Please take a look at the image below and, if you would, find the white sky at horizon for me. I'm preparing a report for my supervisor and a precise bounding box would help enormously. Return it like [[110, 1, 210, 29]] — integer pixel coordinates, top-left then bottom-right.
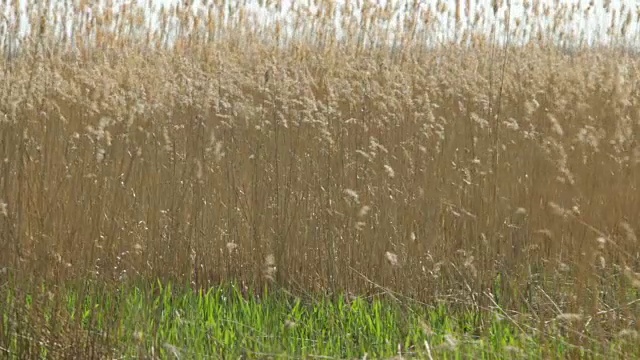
[[1, 0, 639, 48]]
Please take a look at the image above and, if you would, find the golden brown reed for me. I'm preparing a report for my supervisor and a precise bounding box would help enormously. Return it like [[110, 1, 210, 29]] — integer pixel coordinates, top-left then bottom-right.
[[0, 0, 639, 344]]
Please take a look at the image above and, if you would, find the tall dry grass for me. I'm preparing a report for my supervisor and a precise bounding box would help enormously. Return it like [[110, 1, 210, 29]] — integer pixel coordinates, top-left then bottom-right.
[[0, 0, 639, 346]]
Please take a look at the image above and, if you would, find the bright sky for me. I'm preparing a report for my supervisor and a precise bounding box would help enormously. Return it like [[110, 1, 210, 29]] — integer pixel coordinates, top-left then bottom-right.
[[2, 0, 639, 47]]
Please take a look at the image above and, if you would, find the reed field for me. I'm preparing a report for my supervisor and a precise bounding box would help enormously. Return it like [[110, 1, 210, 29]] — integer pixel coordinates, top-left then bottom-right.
[[0, 0, 639, 358]]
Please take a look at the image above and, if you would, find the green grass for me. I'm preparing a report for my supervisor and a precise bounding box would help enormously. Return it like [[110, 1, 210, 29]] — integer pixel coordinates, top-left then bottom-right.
[[3, 280, 635, 359]]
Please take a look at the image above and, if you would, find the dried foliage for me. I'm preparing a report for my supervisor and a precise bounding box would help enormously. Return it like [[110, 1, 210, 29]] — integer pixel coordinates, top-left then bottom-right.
[[0, 0, 639, 352]]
